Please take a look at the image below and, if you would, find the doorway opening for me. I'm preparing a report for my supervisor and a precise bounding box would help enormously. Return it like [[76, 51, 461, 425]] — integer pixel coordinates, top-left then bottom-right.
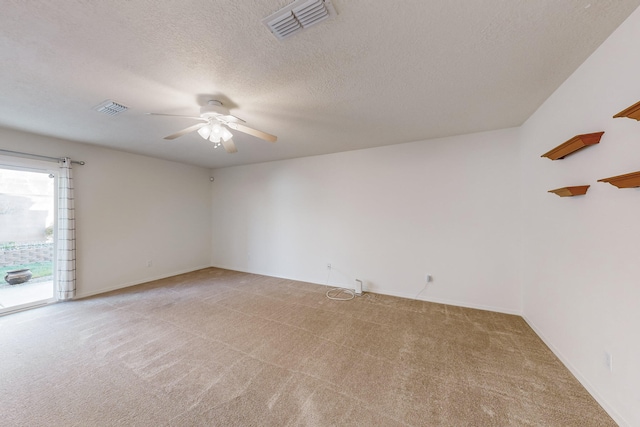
[[0, 167, 55, 313]]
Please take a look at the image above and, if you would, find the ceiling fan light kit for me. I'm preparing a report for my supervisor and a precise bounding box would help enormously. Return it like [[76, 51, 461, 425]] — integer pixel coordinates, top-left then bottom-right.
[[197, 124, 212, 140], [198, 122, 234, 148], [148, 100, 277, 154]]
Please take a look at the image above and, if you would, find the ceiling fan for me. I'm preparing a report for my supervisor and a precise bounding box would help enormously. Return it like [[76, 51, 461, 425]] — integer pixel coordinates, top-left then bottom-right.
[[147, 100, 277, 153]]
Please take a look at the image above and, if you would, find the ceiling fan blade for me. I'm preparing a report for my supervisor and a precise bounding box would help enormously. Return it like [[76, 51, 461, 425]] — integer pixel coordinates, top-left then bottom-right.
[[219, 114, 246, 123], [147, 113, 207, 121], [227, 122, 277, 142], [221, 138, 238, 153], [164, 122, 208, 140]]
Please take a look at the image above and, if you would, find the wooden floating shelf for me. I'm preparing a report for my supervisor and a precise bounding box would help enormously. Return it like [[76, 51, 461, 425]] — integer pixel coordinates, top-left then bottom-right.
[[613, 100, 640, 121], [597, 171, 640, 189], [548, 185, 590, 197], [541, 132, 604, 160]]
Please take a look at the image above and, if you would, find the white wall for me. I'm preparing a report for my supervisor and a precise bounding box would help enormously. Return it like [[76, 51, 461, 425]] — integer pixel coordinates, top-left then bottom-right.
[[520, 7, 640, 426], [212, 128, 522, 314], [0, 128, 213, 297]]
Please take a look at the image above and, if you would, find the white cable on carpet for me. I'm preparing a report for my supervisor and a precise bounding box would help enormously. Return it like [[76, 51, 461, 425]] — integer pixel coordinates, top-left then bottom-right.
[[324, 268, 358, 301], [326, 287, 356, 301]]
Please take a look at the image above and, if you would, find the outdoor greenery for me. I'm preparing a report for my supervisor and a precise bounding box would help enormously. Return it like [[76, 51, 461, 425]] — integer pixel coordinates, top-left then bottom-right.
[[0, 262, 53, 280], [1, 242, 17, 250]]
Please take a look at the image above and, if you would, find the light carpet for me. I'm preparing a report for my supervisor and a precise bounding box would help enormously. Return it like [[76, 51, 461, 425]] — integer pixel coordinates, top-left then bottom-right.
[[0, 268, 615, 426]]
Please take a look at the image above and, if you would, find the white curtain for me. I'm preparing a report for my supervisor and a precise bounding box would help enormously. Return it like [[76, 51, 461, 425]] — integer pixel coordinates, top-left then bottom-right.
[[56, 158, 76, 301]]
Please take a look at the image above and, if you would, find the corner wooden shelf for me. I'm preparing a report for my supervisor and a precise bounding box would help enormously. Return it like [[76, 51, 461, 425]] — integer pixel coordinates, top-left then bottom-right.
[[541, 132, 604, 160], [548, 185, 590, 197], [613, 100, 640, 121], [597, 171, 640, 188]]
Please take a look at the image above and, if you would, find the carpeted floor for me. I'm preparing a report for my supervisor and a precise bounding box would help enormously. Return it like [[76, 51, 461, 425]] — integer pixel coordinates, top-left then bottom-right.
[[0, 268, 615, 426]]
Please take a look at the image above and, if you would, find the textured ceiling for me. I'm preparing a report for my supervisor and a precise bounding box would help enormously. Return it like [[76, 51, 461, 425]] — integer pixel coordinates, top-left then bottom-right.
[[0, 0, 639, 169]]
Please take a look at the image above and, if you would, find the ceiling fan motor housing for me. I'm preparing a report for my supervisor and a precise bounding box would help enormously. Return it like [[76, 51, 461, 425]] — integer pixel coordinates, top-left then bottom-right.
[[200, 100, 229, 118]]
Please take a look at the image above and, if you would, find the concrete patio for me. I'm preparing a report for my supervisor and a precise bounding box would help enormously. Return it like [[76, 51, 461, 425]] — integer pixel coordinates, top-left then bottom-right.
[[0, 277, 54, 309]]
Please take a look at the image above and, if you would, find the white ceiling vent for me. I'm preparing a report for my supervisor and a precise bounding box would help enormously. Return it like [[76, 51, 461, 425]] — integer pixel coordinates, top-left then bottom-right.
[[262, 0, 337, 40], [93, 100, 129, 116]]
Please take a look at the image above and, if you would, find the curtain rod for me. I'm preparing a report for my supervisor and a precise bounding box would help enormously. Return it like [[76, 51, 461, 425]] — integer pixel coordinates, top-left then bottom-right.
[[0, 149, 85, 165]]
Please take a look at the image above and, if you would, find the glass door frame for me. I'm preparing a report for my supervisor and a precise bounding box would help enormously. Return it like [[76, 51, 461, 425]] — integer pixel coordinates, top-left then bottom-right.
[[0, 155, 58, 315]]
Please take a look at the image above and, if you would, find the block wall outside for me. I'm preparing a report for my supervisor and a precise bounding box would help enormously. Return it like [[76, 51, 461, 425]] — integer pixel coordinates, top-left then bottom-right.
[[0, 242, 53, 267]]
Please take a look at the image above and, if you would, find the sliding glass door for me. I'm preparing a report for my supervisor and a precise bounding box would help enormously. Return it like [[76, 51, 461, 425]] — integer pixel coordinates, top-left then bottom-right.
[[0, 166, 56, 313]]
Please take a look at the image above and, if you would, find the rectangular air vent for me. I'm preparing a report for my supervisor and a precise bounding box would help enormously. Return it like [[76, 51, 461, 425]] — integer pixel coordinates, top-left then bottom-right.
[[93, 100, 129, 116], [262, 0, 337, 40]]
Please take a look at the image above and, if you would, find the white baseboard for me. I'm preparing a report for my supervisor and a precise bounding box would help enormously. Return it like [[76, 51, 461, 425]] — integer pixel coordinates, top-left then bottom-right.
[[74, 264, 213, 300], [361, 284, 522, 315], [522, 315, 627, 427], [210, 264, 521, 315]]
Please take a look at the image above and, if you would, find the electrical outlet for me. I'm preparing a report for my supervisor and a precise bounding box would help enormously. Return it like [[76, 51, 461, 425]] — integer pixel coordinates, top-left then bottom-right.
[[147, 260, 153, 267], [425, 273, 432, 283], [326, 263, 332, 270], [604, 351, 613, 373]]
